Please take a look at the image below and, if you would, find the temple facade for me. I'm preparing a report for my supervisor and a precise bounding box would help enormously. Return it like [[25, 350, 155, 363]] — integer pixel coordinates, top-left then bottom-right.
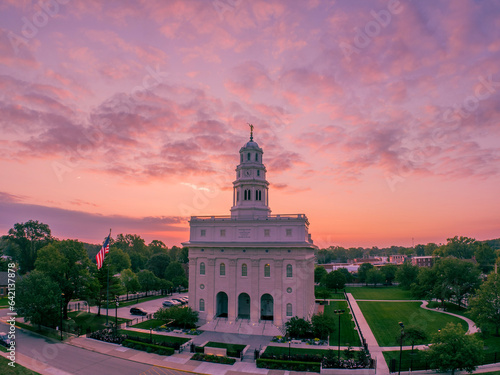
[[184, 127, 316, 331]]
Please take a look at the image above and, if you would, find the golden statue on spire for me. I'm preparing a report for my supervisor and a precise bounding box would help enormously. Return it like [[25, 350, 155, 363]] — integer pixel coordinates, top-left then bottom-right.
[[248, 123, 254, 141]]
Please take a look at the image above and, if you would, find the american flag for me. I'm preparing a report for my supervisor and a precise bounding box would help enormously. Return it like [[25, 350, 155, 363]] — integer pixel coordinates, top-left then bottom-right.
[[96, 231, 111, 270]]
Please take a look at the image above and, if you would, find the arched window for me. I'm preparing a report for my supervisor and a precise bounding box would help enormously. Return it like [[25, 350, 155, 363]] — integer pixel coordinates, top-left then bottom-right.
[[257, 170, 260, 176], [244, 189, 251, 200], [256, 190, 262, 201], [247, 153, 250, 160], [242, 263, 247, 277], [255, 153, 258, 161], [264, 263, 270, 277], [200, 262, 205, 275], [286, 303, 292, 316], [220, 263, 226, 276], [286, 264, 292, 277], [199, 299, 205, 311]]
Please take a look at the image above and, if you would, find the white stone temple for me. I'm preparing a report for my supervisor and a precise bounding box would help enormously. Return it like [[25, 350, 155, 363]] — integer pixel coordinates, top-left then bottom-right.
[[184, 126, 316, 335]]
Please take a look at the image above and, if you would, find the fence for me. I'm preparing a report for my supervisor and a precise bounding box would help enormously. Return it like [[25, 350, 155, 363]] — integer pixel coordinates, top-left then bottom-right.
[[125, 314, 154, 327], [344, 290, 368, 351]]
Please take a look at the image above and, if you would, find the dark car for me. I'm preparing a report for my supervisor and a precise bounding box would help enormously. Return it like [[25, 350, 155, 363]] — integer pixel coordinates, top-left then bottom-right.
[[172, 298, 186, 305], [0, 332, 11, 347], [130, 307, 147, 316]]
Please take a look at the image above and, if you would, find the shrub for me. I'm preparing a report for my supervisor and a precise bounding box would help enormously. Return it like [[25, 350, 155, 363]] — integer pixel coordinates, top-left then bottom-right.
[[191, 353, 236, 365], [122, 339, 174, 356], [256, 358, 321, 373]]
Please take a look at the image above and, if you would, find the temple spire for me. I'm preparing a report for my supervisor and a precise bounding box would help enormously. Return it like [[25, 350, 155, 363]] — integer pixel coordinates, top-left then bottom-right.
[[248, 123, 254, 141]]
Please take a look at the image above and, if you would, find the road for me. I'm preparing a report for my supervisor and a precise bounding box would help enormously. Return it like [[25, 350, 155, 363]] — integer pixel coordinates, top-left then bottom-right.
[[0, 320, 195, 375]]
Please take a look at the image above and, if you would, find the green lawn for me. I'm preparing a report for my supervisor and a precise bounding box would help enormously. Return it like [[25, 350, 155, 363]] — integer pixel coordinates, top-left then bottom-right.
[[205, 341, 246, 352], [383, 350, 429, 372], [324, 302, 361, 346], [131, 319, 165, 329], [314, 286, 345, 300], [16, 322, 62, 341], [358, 301, 468, 346], [425, 301, 469, 317], [118, 329, 189, 344], [67, 311, 130, 333], [0, 297, 10, 308], [345, 286, 414, 300], [118, 294, 166, 308], [0, 356, 41, 374]]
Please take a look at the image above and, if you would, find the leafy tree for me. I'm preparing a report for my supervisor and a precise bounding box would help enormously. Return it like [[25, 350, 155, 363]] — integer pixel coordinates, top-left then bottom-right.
[[154, 306, 198, 329], [424, 243, 438, 255], [120, 268, 140, 299], [5, 220, 53, 273], [434, 257, 481, 307], [165, 261, 188, 288], [106, 248, 131, 273], [322, 270, 346, 292], [426, 322, 484, 375], [337, 267, 353, 283], [314, 266, 328, 283], [411, 266, 437, 300], [403, 326, 427, 351], [366, 268, 385, 287], [16, 270, 61, 329], [442, 236, 477, 259], [93, 259, 124, 316], [469, 272, 500, 336], [114, 234, 150, 271], [285, 316, 312, 339], [158, 278, 174, 294], [138, 269, 159, 296], [311, 312, 335, 340], [147, 253, 171, 279], [357, 263, 374, 285], [395, 262, 419, 289], [148, 240, 167, 254], [177, 247, 189, 263], [414, 244, 425, 256], [381, 264, 397, 285], [35, 240, 93, 319], [475, 242, 496, 273]]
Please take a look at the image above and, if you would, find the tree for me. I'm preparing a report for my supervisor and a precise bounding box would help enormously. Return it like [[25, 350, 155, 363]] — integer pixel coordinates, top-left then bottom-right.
[[285, 316, 312, 339], [381, 264, 397, 285], [322, 270, 346, 292], [148, 240, 167, 254], [311, 312, 335, 340], [475, 242, 496, 273], [114, 234, 150, 271], [442, 236, 477, 259], [120, 268, 140, 299], [414, 244, 425, 256], [138, 269, 159, 296], [154, 306, 198, 329], [106, 248, 131, 273], [403, 326, 427, 351], [357, 263, 374, 285], [426, 322, 484, 375], [164, 261, 188, 289], [337, 267, 353, 283], [395, 262, 419, 289], [35, 240, 93, 319], [16, 270, 61, 329], [469, 272, 500, 336], [424, 243, 438, 255], [6, 220, 53, 273], [93, 260, 124, 316], [411, 266, 438, 300], [314, 266, 328, 283], [366, 268, 384, 287], [147, 253, 171, 279]]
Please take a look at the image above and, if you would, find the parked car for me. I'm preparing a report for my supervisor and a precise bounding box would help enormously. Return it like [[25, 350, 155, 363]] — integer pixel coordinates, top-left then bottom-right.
[[130, 307, 147, 316], [0, 332, 11, 347], [172, 298, 186, 305], [162, 300, 176, 307]]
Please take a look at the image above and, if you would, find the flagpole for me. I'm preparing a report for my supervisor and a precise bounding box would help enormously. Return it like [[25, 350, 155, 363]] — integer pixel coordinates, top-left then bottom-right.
[[106, 229, 111, 326]]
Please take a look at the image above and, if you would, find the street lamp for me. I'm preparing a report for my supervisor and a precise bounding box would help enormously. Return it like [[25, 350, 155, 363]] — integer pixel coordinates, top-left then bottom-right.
[[334, 309, 345, 362], [288, 340, 291, 360], [115, 297, 119, 336], [60, 293, 65, 341], [150, 327, 153, 343], [398, 322, 404, 375]]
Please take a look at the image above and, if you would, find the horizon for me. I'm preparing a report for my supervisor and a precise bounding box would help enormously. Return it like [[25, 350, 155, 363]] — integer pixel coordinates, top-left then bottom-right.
[[1, 1, 499, 249]]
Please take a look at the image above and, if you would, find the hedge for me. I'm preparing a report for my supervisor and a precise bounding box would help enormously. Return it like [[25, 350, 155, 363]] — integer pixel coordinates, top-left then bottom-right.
[[256, 358, 321, 372], [191, 353, 236, 365], [122, 339, 175, 356]]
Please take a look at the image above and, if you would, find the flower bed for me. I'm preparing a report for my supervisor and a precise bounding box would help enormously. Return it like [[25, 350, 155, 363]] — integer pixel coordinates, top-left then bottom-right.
[[271, 336, 327, 345], [122, 339, 174, 356], [256, 358, 321, 372], [191, 353, 236, 365]]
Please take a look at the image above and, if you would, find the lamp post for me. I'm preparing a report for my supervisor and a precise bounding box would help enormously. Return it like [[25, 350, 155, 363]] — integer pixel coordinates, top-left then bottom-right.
[[60, 292, 65, 341], [115, 297, 119, 336], [150, 327, 153, 343], [398, 322, 404, 375], [334, 309, 345, 362], [288, 340, 291, 360]]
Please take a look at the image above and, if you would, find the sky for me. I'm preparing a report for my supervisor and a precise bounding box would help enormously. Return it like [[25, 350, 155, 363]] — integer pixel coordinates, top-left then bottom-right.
[[1, 0, 500, 249]]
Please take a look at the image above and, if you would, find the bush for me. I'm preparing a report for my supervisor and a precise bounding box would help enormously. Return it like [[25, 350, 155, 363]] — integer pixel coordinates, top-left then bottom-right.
[[89, 329, 126, 344], [191, 353, 236, 365], [256, 358, 321, 373], [122, 339, 174, 356], [123, 333, 180, 350]]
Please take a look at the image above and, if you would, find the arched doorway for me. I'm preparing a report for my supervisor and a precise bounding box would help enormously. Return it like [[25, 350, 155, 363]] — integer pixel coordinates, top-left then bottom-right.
[[260, 293, 273, 321], [216, 291, 228, 317], [238, 293, 250, 319]]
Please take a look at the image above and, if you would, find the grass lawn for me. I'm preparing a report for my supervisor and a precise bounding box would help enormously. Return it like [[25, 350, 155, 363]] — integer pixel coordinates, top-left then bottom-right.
[[314, 286, 345, 300], [324, 301, 361, 346], [0, 356, 41, 374], [383, 350, 429, 372], [345, 286, 414, 300], [67, 311, 130, 333], [118, 329, 189, 344], [118, 294, 166, 308], [16, 322, 61, 341], [358, 301, 468, 346], [131, 319, 165, 329], [0, 297, 10, 308]]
